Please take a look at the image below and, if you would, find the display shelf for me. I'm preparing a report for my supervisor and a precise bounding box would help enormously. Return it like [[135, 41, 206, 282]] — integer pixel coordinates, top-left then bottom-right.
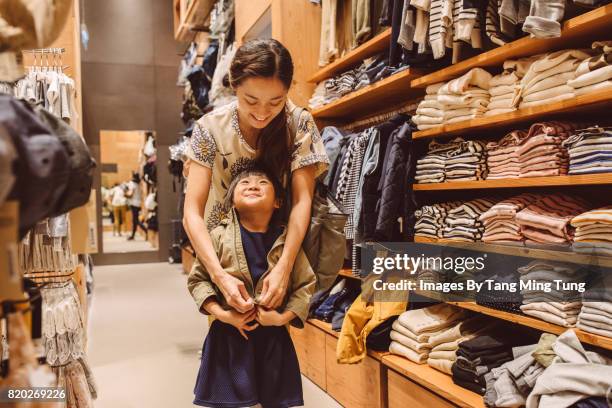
[[445, 302, 612, 350], [306, 319, 387, 361], [410, 4, 612, 88], [382, 355, 485, 408], [309, 29, 392, 83], [175, 0, 215, 41], [413, 89, 612, 139], [312, 68, 423, 120], [412, 238, 612, 268], [413, 174, 612, 191], [338, 268, 361, 280]]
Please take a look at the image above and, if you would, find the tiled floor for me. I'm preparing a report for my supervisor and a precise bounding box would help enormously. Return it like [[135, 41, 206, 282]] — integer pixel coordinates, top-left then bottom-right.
[[102, 231, 157, 253], [88, 262, 342, 407]]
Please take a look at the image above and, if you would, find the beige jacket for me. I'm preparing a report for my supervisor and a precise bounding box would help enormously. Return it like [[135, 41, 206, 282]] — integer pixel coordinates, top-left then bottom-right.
[[187, 209, 316, 328]]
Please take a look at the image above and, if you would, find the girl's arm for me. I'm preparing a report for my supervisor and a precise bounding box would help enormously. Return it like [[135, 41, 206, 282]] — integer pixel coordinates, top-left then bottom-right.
[[183, 161, 254, 313], [258, 165, 316, 309]]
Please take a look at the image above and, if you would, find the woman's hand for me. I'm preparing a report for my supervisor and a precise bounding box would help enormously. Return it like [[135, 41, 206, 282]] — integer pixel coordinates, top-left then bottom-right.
[[218, 307, 259, 340], [215, 272, 255, 313], [258, 260, 291, 309]]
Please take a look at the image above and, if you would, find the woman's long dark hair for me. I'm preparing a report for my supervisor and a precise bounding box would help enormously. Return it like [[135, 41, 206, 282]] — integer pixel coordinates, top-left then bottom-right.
[[228, 39, 294, 185]]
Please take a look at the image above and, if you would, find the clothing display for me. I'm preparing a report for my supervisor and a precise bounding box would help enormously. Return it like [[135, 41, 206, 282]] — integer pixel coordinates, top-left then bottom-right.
[[518, 260, 588, 326], [389, 304, 467, 364], [480, 193, 542, 243], [442, 198, 497, 241], [563, 127, 612, 176], [571, 206, 612, 256], [567, 41, 612, 96], [415, 200, 461, 239]]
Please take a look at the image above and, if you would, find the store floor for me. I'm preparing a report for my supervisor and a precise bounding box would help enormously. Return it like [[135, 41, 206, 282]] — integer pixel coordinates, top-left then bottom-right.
[[88, 262, 342, 408], [102, 231, 157, 253]]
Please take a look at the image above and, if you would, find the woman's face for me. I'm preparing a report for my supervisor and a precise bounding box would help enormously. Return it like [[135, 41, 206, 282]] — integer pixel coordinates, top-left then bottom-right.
[[235, 77, 288, 130]]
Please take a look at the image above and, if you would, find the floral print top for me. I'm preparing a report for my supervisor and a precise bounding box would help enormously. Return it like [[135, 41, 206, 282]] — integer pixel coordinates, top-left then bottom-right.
[[186, 100, 330, 231]]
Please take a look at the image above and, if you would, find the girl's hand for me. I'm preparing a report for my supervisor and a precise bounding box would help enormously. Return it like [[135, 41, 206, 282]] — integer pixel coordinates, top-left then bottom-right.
[[258, 261, 290, 309], [216, 272, 255, 313], [256, 307, 295, 327], [218, 308, 259, 339]]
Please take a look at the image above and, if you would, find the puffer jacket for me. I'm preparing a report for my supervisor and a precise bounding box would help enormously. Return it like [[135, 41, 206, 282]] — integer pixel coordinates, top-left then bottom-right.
[[187, 208, 317, 328], [375, 120, 424, 241]]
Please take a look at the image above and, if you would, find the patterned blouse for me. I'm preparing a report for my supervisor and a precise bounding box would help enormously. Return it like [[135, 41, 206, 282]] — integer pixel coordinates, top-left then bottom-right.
[[186, 100, 330, 231]]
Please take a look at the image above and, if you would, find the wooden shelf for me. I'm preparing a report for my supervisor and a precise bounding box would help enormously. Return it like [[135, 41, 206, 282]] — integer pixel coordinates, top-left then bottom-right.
[[410, 4, 612, 88], [312, 68, 423, 120], [446, 302, 612, 350], [382, 355, 485, 408], [338, 268, 361, 280], [413, 238, 612, 268], [307, 319, 387, 361], [413, 89, 612, 139], [309, 29, 392, 83], [413, 174, 612, 191], [175, 0, 215, 41]]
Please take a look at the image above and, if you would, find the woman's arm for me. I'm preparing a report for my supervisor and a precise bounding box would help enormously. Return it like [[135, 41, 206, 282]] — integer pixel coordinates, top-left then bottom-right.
[[183, 161, 254, 313], [258, 165, 316, 309]]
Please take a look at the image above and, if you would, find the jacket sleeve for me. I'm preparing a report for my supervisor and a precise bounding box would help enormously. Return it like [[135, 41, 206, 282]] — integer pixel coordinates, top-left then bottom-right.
[[187, 229, 221, 314], [284, 248, 317, 328]]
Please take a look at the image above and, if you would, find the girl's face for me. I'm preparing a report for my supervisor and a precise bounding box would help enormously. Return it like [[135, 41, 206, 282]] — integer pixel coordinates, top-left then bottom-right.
[[235, 77, 288, 130], [232, 174, 279, 213]]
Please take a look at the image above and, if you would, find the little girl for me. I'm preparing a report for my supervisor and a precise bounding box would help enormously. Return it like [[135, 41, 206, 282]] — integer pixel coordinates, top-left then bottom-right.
[[188, 169, 316, 408]]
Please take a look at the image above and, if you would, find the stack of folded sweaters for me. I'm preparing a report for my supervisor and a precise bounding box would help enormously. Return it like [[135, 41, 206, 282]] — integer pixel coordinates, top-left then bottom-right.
[[445, 140, 488, 181], [485, 130, 529, 179], [452, 332, 520, 395], [308, 82, 327, 110], [578, 282, 612, 338], [389, 304, 467, 364], [427, 316, 489, 374], [567, 41, 612, 96], [437, 68, 492, 123], [415, 201, 461, 240], [479, 193, 541, 243], [570, 206, 612, 256], [514, 194, 591, 245], [515, 121, 579, 178], [485, 58, 536, 116], [412, 83, 445, 130], [518, 260, 587, 327], [442, 198, 497, 242], [516, 49, 592, 109], [484, 333, 555, 408], [563, 126, 612, 176], [415, 138, 464, 183], [475, 272, 524, 314]]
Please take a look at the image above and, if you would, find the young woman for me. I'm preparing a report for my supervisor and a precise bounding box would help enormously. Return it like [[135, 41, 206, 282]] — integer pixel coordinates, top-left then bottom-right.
[[183, 39, 329, 313]]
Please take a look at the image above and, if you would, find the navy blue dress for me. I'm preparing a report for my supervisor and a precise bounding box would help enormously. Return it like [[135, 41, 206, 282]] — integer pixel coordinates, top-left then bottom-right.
[[193, 224, 304, 408]]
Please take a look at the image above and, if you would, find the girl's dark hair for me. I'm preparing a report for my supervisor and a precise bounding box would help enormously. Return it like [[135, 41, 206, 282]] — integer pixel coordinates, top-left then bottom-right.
[[223, 169, 284, 210], [228, 39, 294, 183]]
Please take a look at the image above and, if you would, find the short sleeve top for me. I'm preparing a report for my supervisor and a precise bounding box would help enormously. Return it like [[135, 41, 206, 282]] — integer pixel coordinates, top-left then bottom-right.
[[186, 100, 330, 231]]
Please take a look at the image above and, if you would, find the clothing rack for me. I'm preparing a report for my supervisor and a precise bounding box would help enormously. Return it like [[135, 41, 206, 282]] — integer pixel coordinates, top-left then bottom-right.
[[342, 101, 418, 132]]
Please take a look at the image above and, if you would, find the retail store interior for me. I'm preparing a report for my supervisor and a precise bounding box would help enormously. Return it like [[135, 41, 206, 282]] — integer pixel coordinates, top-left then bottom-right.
[[1, 0, 612, 407]]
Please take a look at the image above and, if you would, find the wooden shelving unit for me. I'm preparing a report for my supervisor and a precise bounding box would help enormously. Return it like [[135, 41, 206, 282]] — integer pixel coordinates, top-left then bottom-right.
[[338, 268, 360, 279], [312, 68, 423, 120], [174, 0, 215, 41], [413, 238, 612, 268], [445, 302, 612, 350], [413, 173, 612, 191], [413, 89, 612, 139], [309, 29, 392, 83], [307, 319, 387, 361], [383, 355, 485, 408], [410, 4, 612, 88]]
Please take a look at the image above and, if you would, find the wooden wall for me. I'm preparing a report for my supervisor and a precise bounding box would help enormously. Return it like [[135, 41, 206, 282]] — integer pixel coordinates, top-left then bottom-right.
[[100, 130, 146, 188], [270, 0, 322, 107]]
